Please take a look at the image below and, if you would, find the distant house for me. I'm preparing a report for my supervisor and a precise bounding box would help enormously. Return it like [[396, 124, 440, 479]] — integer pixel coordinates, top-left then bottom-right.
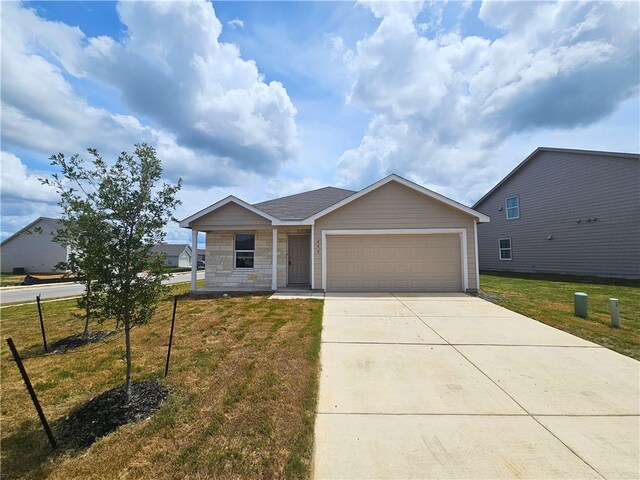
[[150, 244, 192, 268], [0, 217, 68, 273], [473, 147, 640, 279], [197, 249, 205, 262]]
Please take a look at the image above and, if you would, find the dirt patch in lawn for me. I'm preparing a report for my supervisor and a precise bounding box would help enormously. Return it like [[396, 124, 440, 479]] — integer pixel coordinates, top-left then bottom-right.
[[49, 331, 115, 353]]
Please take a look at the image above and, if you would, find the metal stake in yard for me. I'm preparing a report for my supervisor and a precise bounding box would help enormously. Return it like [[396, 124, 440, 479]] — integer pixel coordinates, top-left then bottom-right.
[[610, 298, 620, 328], [36, 295, 48, 353], [164, 296, 178, 377], [6, 338, 57, 449]]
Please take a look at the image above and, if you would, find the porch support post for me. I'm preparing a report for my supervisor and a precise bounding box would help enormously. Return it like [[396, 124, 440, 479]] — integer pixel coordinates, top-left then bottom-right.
[[272, 228, 278, 290], [310, 224, 315, 289], [190, 230, 198, 292]]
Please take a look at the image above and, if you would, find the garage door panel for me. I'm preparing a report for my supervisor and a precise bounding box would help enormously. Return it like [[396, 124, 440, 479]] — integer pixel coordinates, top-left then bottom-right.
[[326, 234, 462, 292]]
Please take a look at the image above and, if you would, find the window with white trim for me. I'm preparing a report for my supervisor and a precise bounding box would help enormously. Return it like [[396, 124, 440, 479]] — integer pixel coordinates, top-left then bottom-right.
[[499, 238, 512, 260], [505, 196, 519, 219], [235, 234, 255, 269]]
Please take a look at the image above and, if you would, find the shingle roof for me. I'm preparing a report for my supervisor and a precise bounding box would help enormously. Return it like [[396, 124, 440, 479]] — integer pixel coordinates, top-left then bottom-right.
[[150, 244, 190, 257], [253, 186, 356, 220]]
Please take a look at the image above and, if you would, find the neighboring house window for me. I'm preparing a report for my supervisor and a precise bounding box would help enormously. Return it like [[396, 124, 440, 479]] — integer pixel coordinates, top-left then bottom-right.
[[505, 196, 520, 219], [235, 234, 255, 268], [499, 238, 512, 261]]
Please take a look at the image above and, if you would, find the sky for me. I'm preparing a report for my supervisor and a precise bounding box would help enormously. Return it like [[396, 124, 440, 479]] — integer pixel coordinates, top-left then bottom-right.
[[1, 0, 639, 246]]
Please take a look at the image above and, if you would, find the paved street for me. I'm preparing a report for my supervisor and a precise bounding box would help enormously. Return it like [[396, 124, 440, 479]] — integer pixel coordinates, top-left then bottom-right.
[[313, 292, 640, 480], [0, 272, 205, 305]]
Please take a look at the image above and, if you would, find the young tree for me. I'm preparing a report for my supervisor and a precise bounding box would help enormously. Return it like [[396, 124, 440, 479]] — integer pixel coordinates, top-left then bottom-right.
[[50, 185, 111, 334], [43, 144, 181, 402]]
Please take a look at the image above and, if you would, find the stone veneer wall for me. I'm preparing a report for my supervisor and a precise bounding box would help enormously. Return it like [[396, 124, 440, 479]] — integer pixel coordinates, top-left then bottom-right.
[[205, 230, 273, 289], [204, 227, 312, 290]]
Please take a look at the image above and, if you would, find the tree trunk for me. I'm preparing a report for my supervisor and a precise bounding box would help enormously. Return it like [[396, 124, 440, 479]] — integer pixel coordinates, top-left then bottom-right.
[[124, 320, 132, 403], [83, 280, 90, 335]]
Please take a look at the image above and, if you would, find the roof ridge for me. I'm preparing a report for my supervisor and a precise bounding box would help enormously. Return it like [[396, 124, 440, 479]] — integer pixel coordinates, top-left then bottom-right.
[[537, 146, 640, 158], [253, 185, 355, 206]]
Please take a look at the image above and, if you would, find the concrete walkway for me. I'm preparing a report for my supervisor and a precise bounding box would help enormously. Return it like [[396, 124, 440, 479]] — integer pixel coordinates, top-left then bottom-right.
[[313, 293, 639, 480]]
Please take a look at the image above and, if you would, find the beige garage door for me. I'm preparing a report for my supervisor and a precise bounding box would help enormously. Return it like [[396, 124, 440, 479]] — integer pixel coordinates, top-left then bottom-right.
[[326, 234, 462, 292]]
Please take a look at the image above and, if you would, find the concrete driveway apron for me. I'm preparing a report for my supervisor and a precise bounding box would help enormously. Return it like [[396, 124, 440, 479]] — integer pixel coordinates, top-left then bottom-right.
[[313, 293, 639, 480]]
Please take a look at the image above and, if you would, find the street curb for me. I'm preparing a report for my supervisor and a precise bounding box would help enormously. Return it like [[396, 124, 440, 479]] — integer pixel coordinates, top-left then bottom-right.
[[0, 282, 82, 292], [0, 272, 194, 292]]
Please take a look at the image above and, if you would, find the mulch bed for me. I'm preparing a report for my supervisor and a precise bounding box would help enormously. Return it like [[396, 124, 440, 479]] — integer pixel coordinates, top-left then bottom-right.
[[22, 275, 80, 285], [58, 380, 169, 449], [49, 331, 115, 353]]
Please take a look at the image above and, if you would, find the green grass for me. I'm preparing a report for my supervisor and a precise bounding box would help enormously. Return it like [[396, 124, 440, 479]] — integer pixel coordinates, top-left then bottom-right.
[[480, 271, 640, 360], [162, 266, 192, 273], [1, 284, 323, 479]]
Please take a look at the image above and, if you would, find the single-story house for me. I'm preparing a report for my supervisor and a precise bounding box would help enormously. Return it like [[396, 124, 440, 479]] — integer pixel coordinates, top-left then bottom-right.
[[150, 244, 192, 268], [0, 217, 68, 273], [473, 147, 640, 279], [180, 174, 489, 293]]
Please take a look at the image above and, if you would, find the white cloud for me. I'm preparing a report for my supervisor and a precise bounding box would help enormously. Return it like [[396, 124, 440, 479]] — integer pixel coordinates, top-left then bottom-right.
[[0, 152, 58, 204], [0, 151, 62, 239], [228, 17, 244, 29], [82, 1, 298, 177], [0, 1, 298, 187], [328, 34, 345, 55], [338, 1, 640, 202]]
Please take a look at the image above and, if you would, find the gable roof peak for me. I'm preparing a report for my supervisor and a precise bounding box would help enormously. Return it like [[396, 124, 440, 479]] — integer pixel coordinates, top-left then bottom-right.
[[473, 147, 640, 208], [0, 216, 63, 247], [307, 172, 490, 223]]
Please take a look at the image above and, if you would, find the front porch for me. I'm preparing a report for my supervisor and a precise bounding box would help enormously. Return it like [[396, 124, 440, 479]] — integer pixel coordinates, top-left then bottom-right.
[[188, 227, 314, 293]]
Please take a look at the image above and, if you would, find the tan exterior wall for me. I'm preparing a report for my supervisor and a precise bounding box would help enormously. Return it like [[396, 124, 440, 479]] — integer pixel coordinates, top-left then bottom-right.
[[191, 203, 271, 231], [313, 181, 478, 290]]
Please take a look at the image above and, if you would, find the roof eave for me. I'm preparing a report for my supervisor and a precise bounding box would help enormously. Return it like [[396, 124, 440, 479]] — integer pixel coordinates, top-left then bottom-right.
[[179, 196, 279, 228]]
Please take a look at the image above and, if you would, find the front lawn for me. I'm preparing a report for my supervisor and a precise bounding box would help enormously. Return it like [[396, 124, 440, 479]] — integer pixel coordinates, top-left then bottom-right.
[[1, 284, 323, 479], [480, 272, 640, 360]]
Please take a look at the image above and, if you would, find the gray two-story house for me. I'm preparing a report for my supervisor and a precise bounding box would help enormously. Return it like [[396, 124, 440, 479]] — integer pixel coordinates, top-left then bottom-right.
[[473, 147, 640, 279]]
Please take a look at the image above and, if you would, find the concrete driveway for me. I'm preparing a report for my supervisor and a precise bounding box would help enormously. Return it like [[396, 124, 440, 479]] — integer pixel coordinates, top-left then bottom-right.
[[313, 293, 639, 480]]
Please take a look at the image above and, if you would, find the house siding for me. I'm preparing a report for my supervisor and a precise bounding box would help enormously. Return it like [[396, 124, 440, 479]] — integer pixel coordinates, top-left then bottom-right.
[[0, 219, 67, 273], [191, 203, 271, 231], [313, 181, 478, 290], [475, 151, 640, 279]]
